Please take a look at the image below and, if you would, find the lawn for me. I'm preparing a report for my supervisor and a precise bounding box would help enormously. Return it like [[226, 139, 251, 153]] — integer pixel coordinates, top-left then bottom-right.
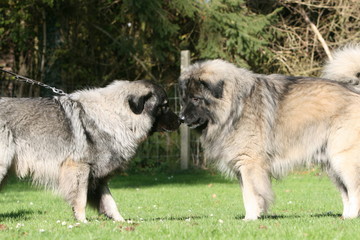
[[0, 169, 359, 240]]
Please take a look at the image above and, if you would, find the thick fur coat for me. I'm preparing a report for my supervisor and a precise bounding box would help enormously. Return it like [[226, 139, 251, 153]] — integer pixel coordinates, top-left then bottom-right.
[[0, 80, 179, 222], [179, 59, 360, 220]]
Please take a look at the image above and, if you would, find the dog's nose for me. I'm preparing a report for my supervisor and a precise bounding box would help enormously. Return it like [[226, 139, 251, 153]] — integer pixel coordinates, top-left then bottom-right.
[[179, 114, 185, 123]]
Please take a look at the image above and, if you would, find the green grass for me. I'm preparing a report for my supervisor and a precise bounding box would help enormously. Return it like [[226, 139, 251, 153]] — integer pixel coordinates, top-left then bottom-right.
[[0, 169, 359, 239]]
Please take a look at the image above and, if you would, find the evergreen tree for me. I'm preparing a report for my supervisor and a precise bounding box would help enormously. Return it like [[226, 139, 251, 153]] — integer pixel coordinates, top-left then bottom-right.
[[195, 0, 280, 71], [0, 0, 280, 95]]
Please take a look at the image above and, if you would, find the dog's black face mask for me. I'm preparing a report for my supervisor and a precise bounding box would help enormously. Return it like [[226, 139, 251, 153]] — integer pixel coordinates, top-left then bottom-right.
[[179, 96, 210, 130], [128, 80, 180, 133], [151, 101, 180, 132], [179, 78, 223, 132]]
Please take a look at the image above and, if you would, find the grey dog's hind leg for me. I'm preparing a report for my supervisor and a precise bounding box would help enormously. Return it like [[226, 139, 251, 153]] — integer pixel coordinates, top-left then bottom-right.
[[59, 160, 90, 222], [0, 124, 15, 187], [88, 182, 124, 221]]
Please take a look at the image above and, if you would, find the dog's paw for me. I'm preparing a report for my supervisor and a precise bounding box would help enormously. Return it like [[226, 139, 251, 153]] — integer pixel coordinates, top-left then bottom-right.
[[342, 213, 358, 220], [243, 215, 259, 221], [112, 215, 125, 222]]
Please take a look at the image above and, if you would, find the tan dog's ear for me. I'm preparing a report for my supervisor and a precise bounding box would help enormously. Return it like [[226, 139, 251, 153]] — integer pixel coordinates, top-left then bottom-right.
[[200, 80, 224, 99]]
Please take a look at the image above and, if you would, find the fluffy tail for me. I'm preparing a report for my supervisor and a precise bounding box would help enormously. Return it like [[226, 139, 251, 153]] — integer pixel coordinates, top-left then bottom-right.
[[321, 44, 360, 83]]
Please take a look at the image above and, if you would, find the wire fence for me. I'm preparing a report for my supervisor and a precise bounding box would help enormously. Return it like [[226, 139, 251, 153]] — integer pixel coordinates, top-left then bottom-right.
[[0, 73, 205, 171]]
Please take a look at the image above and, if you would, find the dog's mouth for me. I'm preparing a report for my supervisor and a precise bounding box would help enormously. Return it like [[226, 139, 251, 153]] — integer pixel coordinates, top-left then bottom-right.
[[187, 119, 208, 131], [151, 111, 181, 134], [157, 126, 178, 132]]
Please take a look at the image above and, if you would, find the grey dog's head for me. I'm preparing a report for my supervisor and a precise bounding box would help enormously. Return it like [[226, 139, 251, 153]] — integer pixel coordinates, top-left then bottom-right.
[[128, 80, 180, 133]]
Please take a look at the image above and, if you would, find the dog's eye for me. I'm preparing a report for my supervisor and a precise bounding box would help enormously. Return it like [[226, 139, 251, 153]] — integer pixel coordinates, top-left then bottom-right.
[[192, 97, 201, 102], [157, 105, 168, 114]]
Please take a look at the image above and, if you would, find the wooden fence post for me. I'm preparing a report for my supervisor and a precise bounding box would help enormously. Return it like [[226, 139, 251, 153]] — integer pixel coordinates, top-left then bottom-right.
[[180, 50, 190, 170]]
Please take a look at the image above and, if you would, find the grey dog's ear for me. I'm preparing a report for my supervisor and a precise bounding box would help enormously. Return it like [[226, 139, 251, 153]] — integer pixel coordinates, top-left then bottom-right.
[[200, 80, 224, 99], [128, 92, 153, 114]]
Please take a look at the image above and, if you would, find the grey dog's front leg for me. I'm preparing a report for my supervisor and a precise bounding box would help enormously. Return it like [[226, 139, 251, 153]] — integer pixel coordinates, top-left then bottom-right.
[[99, 184, 124, 221], [96, 183, 124, 222]]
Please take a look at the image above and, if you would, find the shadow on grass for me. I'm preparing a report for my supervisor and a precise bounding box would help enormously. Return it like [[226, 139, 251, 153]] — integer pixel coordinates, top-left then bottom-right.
[[2, 170, 235, 191], [140, 215, 208, 222], [235, 212, 342, 221], [0, 209, 40, 221], [109, 170, 236, 189], [311, 212, 342, 218], [235, 214, 301, 220]]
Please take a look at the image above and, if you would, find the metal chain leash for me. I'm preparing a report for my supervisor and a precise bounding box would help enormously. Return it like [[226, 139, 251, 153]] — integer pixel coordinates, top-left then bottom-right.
[[0, 67, 68, 96]]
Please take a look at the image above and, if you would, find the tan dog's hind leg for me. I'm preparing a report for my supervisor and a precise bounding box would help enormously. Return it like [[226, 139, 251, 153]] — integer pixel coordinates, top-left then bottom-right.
[[330, 151, 360, 219], [328, 168, 351, 218]]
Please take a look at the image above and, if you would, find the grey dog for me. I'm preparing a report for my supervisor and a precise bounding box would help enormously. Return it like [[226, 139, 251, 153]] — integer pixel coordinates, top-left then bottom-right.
[[0, 79, 180, 222]]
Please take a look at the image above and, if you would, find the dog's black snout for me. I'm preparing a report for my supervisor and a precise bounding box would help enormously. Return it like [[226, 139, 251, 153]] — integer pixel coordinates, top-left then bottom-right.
[[179, 114, 185, 123]]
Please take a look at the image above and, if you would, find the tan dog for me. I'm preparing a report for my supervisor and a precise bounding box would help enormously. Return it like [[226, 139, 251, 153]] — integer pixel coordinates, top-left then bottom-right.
[[179, 59, 360, 220]]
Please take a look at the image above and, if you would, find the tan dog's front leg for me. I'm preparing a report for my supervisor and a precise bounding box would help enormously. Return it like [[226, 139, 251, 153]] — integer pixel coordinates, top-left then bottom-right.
[[238, 163, 273, 221]]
